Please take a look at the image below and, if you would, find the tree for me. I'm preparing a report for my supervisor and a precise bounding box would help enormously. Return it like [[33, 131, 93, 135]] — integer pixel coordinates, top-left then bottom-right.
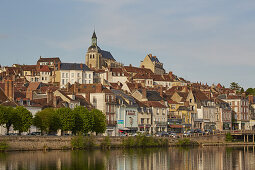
[[0, 106, 15, 135], [33, 108, 57, 134], [246, 88, 255, 96], [91, 109, 106, 135], [13, 106, 33, 134], [230, 82, 241, 91], [72, 106, 86, 135], [56, 107, 75, 135], [80, 107, 94, 134]]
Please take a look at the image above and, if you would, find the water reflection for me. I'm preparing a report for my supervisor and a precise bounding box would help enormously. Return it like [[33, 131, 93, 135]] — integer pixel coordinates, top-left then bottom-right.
[[0, 146, 255, 170]]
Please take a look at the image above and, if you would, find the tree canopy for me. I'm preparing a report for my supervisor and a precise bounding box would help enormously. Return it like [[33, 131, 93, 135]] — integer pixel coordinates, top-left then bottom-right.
[[13, 106, 33, 134]]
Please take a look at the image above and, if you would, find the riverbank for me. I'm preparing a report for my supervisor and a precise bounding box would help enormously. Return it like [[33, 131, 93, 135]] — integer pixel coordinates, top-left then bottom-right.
[[1, 135, 255, 151]]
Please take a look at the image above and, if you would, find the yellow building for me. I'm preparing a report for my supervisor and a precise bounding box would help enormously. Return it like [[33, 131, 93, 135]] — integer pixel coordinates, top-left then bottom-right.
[[140, 54, 165, 75]]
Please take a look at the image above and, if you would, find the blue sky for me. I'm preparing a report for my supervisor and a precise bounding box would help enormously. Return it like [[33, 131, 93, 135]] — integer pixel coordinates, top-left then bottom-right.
[[1, 0, 255, 89]]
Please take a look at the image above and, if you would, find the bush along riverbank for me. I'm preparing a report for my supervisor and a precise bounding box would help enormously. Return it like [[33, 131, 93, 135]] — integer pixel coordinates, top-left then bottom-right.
[[176, 138, 199, 147], [70, 134, 169, 150]]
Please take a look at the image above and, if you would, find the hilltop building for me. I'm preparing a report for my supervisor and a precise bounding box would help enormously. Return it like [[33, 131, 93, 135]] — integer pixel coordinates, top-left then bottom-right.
[[85, 31, 122, 70], [140, 54, 165, 75]]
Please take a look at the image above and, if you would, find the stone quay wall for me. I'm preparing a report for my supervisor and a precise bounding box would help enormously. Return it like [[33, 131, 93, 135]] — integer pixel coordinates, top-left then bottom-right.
[[0, 134, 229, 151]]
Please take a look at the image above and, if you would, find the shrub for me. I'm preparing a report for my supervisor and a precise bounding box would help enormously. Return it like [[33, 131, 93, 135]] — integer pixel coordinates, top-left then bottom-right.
[[0, 142, 8, 151], [83, 136, 95, 148], [71, 135, 84, 149], [122, 134, 169, 148], [225, 132, 233, 142], [100, 136, 111, 149], [71, 135, 95, 149]]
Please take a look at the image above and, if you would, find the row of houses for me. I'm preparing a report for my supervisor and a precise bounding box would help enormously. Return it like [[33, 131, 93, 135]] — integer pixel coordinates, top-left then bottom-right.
[[0, 31, 254, 136]]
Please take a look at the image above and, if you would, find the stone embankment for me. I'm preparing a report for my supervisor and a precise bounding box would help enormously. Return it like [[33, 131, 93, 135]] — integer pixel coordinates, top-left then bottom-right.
[[0, 134, 254, 151]]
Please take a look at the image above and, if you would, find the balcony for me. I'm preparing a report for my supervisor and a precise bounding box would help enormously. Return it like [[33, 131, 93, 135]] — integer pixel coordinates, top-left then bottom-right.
[[107, 120, 117, 127]]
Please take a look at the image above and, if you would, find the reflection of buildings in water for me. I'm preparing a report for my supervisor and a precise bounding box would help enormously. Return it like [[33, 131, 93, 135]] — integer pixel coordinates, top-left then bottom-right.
[[1, 146, 255, 169]]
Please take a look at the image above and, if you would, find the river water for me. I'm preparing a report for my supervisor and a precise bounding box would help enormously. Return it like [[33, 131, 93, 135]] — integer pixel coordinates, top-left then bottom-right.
[[0, 146, 255, 170]]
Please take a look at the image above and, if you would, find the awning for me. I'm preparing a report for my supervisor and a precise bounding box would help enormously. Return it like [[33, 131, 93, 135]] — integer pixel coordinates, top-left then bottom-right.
[[169, 124, 183, 128]]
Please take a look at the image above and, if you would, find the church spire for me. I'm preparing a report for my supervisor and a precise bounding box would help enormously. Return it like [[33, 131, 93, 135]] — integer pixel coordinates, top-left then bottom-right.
[[91, 30, 97, 46]]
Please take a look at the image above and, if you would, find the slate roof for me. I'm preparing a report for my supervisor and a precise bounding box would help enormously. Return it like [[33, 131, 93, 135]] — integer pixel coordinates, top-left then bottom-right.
[[138, 90, 163, 101], [60, 63, 90, 71], [147, 54, 160, 63], [100, 49, 115, 61], [112, 89, 138, 107]]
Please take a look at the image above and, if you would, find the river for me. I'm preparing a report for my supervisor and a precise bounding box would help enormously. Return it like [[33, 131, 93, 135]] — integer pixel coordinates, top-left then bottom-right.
[[0, 146, 255, 170]]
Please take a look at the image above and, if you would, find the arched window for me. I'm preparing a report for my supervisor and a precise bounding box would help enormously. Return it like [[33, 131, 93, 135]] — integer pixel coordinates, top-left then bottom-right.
[[93, 54, 95, 58]]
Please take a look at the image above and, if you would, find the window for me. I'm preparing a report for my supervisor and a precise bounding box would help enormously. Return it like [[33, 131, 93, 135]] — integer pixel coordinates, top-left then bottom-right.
[[71, 73, 74, 78], [85, 73, 87, 78], [62, 79, 65, 85], [77, 73, 80, 77], [62, 73, 65, 78], [141, 118, 144, 124], [66, 73, 68, 77], [31, 78, 33, 81], [45, 77, 47, 81], [42, 77, 44, 80], [89, 74, 91, 78]]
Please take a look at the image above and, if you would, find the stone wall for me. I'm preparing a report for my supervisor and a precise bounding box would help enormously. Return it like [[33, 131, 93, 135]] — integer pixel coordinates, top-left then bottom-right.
[[0, 135, 227, 151]]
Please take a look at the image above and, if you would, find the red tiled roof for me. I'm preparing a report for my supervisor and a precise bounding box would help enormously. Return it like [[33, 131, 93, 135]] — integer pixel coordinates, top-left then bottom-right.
[[37, 65, 51, 72], [124, 66, 153, 74], [143, 101, 167, 108]]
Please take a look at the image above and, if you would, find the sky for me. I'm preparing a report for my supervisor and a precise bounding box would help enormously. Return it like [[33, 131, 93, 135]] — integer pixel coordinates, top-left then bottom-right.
[[0, 0, 255, 89]]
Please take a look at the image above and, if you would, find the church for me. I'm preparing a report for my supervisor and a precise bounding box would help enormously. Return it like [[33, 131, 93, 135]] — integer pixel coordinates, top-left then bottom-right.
[[85, 31, 122, 70]]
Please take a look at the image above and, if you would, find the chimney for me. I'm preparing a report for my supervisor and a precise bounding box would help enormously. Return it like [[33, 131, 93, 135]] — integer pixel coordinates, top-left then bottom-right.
[[159, 86, 163, 98], [58, 62, 60, 70], [96, 84, 102, 93], [129, 64, 132, 67], [8, 80, 14, 101], [142, 88, 146, 99], [141, 65, 145, 68], [47, 90, 53, 104], [53, 96, 57, 107], [74, 83, 78, 94], [4, 80, 9, 98], [248, 95, 254, 104], [169, 71, 173, 77], [135, 83, 138, 89], [241, 93, 246, 99], [86, 92, 90, 103]]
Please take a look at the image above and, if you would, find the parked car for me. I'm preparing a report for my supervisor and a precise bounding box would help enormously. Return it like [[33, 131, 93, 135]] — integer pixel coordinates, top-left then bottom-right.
[[156, 131, 169, 137], [194, 129, 205, 135], [183, 132, 191, 137], [205, 129, 212, 134], [169, 133, 179, 138]]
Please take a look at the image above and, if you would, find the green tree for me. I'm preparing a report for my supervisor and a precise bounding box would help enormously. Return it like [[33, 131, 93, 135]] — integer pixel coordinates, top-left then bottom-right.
[[56, 107, 75, 135], [0, 106, 15, 135], [13, 106, 33, 134], [230, 82, 241, 91], [246, 88, 255, 96], [80, 107, 94, 134], [72, 106, 86, 135], [91, 109, 106, 135], [33, 108, 57, 134]]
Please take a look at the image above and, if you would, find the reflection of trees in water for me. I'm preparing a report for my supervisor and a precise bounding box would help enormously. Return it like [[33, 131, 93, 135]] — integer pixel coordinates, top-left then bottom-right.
[[0, 146, 255, 170]]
